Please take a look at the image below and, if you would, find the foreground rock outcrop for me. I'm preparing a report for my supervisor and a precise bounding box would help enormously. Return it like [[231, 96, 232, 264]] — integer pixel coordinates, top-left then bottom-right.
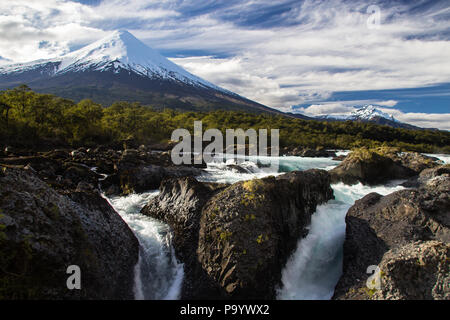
[[142, 169, 334, 299], [0, 167, 139, 299], [334, 172, 450, 300], [372, 241, 449, 300]]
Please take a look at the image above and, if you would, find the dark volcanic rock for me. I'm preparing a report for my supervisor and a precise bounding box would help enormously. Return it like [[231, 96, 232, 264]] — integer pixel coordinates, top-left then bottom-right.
[[117, 164, 166, 194], [62, 163, 102, 187], [0, 167, 139, 299], [330, 150, 415, 185], [372, 241, 449, 300], [394, 152, 441, 174], [0, 147, 206, 196], [198, 169, 334, 299], [332, 155, 347, 161], [112, 148, 205, 195], [141, 170, 333, 300], [300, 148, 336, 158], [100, 174, 121, 196], [402, 164, 450, 188], [283, 147, 337, 158], [333, 176, 450, 300], [116, 164, 204, 195], [0, 155, 63, 177]]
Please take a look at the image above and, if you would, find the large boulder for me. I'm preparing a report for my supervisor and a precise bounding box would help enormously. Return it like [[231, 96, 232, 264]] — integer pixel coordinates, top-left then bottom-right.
[[62, 163, 102, 188], [116, 164, 166, 195], [106, 148, 205, 195], [372, 241, 449, 300], [110, 164, 204, 195], [394, 152, 441, 174], [402, 164, 450, 188], [198, 169, 334, 299], [333, 176, 450, 300], [330, 149, 415, 185], [0, 167, 139, 299], [142, 170, 333, 299]]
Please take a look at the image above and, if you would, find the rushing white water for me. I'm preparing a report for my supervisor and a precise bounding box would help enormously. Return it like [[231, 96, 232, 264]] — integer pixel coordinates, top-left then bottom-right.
[[198, 154, 340, 184], [424, 153, 450, 164], [103, 151, 445, 300], [196, 153, 406, 300], [106, 191, 184, 300], [276, 181, 405, 300]]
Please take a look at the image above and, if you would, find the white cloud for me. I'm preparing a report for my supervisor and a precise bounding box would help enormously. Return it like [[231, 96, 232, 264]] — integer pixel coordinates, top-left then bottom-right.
[[296, 103, 355, 117], [0, 0, 177, 63], [93, 0, 180, 21], [377, 100, 398, 107], [0, 0, 449, 124], [378, 107, 450, 130], [165, 1, 450, 109]]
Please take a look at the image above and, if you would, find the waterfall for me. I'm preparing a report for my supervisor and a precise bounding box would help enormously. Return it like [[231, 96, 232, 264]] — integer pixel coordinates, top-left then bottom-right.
[[277, 181, 405, 300], [106, 192, 184, 300], [100, 151, 442, 300]]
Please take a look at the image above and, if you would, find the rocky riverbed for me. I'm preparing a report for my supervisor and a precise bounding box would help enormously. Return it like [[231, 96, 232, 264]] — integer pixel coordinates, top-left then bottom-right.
[[0, 146, 448, 300]]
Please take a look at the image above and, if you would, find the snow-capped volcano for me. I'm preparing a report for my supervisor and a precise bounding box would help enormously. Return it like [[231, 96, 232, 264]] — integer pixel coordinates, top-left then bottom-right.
[[0, 30, 274, 113], [315, 105, 420, 129], [350, 105, 397, 122], [317, 105, 397, 122], [1, 30, 226, 93]]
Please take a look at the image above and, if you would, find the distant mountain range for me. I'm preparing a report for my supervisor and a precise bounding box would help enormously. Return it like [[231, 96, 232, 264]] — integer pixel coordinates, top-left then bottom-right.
[[314, 105, 422, 130], [0, 30, 278, 114]]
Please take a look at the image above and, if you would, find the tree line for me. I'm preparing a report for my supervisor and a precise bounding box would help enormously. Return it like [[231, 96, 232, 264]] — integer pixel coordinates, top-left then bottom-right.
[[1, 85, 449, 153]]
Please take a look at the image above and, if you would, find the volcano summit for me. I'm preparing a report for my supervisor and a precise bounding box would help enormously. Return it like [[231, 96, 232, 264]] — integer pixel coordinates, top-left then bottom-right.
[[0, 30, 275, 113]]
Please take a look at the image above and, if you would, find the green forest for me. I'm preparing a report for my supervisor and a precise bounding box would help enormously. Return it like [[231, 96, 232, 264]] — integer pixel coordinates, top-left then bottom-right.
[[1, 85, 449, 153]]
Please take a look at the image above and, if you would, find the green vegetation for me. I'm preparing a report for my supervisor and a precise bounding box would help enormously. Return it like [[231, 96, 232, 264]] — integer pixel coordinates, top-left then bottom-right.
[[256, 234, 269, 244], [1, 85, 449, 153], [218, 230, 233, 242], [347, 146, 398, 162], [242, 179, 267, 193], [244, 214, 256, 222]]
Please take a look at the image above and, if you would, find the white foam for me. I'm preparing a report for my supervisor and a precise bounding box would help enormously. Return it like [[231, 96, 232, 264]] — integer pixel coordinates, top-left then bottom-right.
[[197, 154, 339, 184], [106, 191, 184, 300], [424, 153, 450, 164], [103, 154, 415, 300], [277, 181, 405, 300]]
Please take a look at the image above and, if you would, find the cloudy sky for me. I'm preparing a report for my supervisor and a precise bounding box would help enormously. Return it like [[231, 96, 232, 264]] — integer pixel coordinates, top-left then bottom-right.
[[1, 0, 449, 129]]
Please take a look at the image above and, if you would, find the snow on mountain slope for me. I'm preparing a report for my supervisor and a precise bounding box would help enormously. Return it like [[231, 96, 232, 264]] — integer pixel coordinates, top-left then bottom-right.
[[0, 30, 230, 94], [318, 105, 397, 122], [351, 105, 397, 122], [313, 105, 422, 129]]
